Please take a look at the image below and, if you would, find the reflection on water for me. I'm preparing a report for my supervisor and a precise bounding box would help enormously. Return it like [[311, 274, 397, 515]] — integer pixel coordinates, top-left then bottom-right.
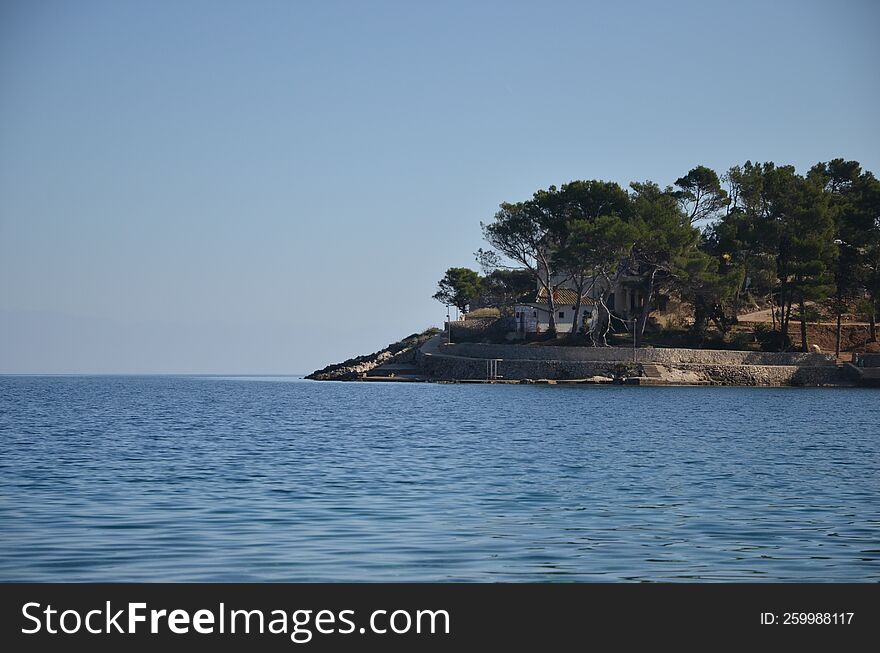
[[1, 376, 878, 581]]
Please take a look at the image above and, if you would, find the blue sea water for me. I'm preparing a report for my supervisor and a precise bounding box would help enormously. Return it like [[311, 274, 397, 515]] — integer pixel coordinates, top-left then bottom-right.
[[0, 375, 878, 582]]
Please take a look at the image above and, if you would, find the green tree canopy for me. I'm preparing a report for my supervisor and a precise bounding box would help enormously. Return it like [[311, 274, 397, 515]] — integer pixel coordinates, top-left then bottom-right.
[[628, 181, 700, 344], [673, 165, 728, 224], [432, 267, 482, 314], [463, 158, 878, 350], [478, 269, 534, 309], [480, 193, 568, 333]]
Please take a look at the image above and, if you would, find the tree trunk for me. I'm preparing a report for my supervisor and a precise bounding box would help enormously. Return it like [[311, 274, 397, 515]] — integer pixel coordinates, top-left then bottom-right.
[[591, 295, 611, 347], [783, 296, 794, 349], [799, 296, 808, 353], [733, 287, 741, 323], [710, 303, 730, 335], [635, 269, 657, 347], [781, 289, 788, 337], [781, 296, 792, 351], [835, 308, 842, 358], [569, 296, 582, 340], [770, 292, 777, 332], [691, 296, 708, 344], [870, 305, 877, 342], [546, 287, 557, 336]]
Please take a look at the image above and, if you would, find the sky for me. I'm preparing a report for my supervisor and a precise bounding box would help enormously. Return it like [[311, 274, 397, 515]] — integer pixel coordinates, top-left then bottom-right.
[[1, 0, 878, 374]]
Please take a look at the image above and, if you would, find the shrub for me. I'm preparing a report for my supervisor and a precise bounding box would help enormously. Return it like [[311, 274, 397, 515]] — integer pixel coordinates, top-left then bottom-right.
[[754, 324, 791, 351], [466, 307, 501, 319], [726, 330, 754, 350]]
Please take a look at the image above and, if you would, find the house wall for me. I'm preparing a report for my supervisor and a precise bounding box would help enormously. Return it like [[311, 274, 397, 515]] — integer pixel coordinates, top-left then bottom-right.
[[515, 304, 596, 334], [530, 276, 644, 320]]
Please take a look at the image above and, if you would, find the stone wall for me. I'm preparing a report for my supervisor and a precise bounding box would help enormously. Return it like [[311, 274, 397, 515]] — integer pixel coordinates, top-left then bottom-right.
[[672, 363, 846, 386], [437, 342, 836, 366], [420, 353, 848, 386], [420, 355, 637, 381]]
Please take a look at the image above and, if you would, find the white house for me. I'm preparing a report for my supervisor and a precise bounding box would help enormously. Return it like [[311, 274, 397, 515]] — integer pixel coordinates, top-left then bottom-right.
[[534, 247, 648, 321], [514, 288, 596, 335]]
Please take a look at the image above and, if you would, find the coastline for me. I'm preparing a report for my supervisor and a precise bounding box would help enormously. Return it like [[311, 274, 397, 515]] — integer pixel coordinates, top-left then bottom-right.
[[308, 332, 880, 388]]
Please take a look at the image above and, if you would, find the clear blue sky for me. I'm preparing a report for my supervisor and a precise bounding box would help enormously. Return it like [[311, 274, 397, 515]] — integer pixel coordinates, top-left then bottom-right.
[[1, 0, 878, 373]]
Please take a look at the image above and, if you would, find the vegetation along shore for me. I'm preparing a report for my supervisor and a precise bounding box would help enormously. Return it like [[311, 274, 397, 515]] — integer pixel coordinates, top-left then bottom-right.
[[310, 159, 880, 387]]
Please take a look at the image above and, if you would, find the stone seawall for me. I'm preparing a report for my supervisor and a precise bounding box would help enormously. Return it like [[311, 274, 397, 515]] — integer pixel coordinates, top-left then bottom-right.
[[416, 340, 850, 386], [420, 355, 638, 381], [420, 354, 846, 386], [437, 343, 836, 367], [672, 363, 846, 386]]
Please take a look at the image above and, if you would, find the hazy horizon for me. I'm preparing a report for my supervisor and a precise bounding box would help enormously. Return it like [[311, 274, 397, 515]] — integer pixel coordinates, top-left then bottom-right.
[[2, 0, 879, 374]]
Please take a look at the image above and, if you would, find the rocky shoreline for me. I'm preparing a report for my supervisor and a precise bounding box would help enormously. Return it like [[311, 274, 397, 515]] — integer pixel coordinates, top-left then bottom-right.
[[305, 329, 440, 381], [307, 330, 880, 387]]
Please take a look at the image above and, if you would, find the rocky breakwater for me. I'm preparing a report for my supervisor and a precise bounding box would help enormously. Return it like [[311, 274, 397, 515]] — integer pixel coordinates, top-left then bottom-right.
[[306, 329, 440, 381]]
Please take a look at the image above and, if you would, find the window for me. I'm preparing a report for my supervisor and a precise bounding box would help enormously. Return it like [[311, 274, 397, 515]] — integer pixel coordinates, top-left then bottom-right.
[[533, 311, 537, 317], [607, 293, 615, 310], [559, 311, 565, 319]]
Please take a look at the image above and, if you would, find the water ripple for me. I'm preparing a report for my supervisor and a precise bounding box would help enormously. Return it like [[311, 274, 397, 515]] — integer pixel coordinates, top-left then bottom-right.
[[0, 376, 878, 581]]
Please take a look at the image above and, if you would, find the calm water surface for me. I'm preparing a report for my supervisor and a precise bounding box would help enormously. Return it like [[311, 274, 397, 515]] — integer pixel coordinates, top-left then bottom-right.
[[1, 376, 878, 581]]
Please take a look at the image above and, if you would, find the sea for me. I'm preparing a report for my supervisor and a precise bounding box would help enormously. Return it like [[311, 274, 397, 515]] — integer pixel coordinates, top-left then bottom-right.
[[1, 375, 878, 582]]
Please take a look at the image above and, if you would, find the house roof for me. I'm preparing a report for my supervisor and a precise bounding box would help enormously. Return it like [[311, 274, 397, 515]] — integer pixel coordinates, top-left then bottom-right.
[[535, 288, 595, 306]]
